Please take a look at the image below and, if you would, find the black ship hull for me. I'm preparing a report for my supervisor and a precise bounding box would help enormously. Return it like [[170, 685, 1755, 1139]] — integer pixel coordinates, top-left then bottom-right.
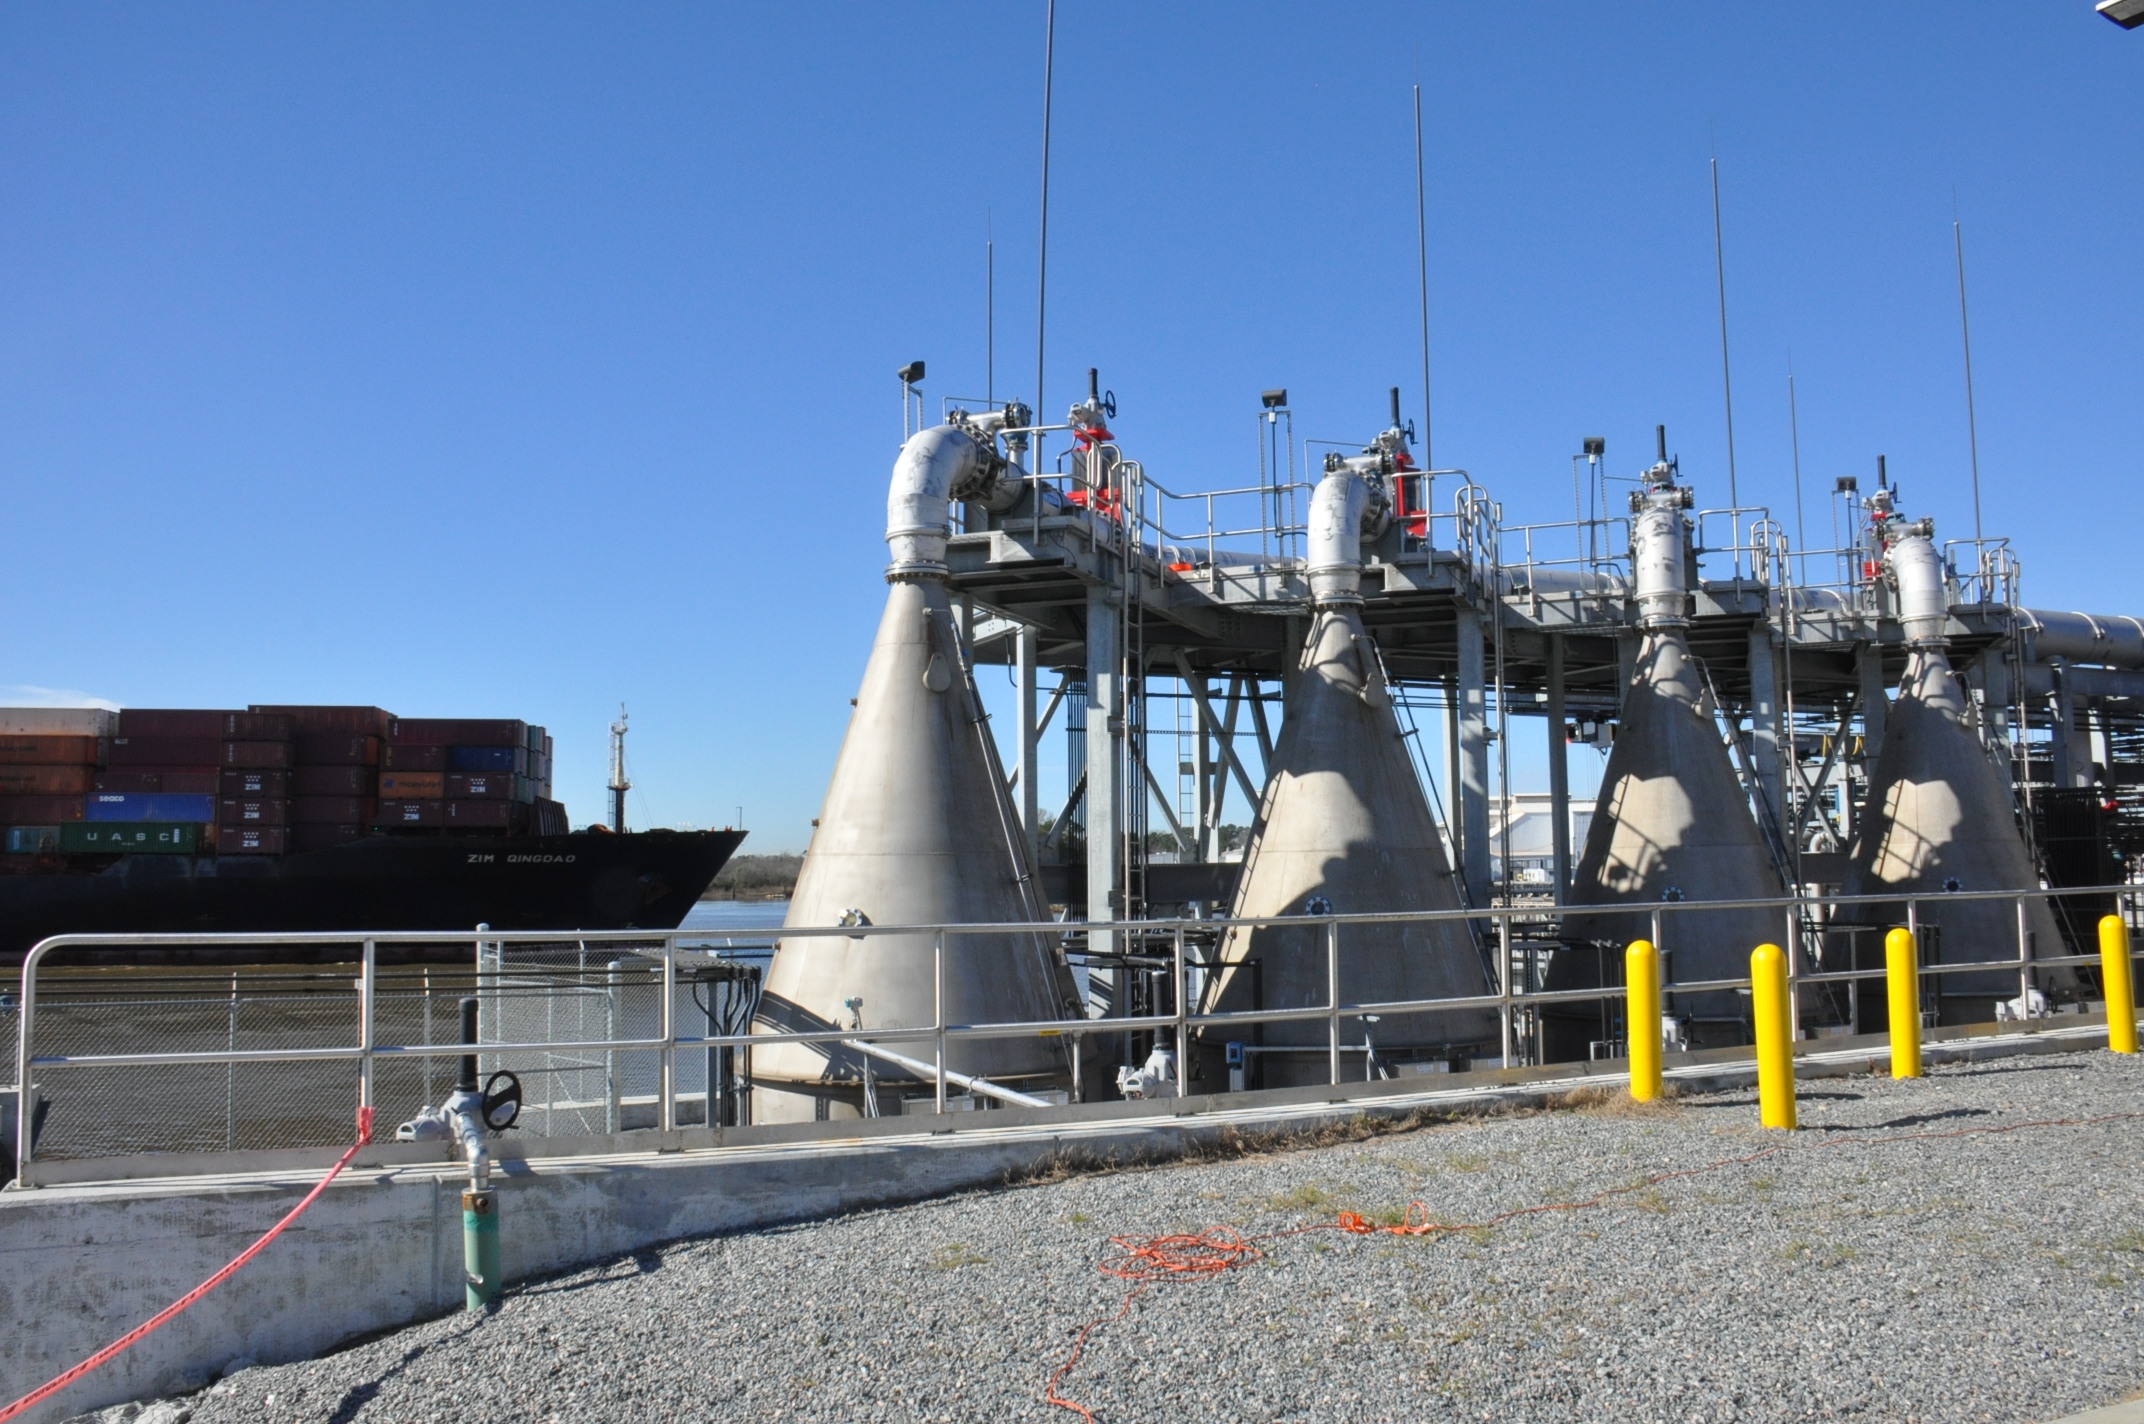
[[0, 829, 744, 964]]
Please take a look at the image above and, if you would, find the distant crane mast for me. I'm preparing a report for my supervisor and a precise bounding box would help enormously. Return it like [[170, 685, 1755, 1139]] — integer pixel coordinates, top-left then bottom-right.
[[608, 706, 630, 833]]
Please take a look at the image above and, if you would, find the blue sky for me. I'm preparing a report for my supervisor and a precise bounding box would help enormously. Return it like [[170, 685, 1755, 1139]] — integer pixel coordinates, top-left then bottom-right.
[[2, 5, 2137, 851]]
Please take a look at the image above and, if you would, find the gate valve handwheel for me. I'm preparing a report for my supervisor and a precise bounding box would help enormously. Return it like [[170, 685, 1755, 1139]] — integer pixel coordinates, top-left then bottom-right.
[[480, 1071, 522, 1132]]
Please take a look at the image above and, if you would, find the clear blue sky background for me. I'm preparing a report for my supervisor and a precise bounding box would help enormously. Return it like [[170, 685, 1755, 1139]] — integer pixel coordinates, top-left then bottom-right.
[[3, 5, 2136, 852]]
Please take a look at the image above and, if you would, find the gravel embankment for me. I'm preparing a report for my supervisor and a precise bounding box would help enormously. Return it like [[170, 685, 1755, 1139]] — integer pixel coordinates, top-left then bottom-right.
[[92, 1050, 2144, 1424]]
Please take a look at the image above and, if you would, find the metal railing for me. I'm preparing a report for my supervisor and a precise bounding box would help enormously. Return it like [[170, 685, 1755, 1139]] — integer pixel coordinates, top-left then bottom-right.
[[10, 883, 2137, 1187]]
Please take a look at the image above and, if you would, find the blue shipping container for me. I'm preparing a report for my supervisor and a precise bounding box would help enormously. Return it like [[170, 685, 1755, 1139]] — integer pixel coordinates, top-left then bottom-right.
[[85, 792, 218, 823], [447, 745, 527, 774]]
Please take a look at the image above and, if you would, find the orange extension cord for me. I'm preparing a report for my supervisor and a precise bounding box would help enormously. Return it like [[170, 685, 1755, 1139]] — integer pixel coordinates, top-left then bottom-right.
[[1044, 1109, 2144, 1422], [0, 1106, 375, 1424]]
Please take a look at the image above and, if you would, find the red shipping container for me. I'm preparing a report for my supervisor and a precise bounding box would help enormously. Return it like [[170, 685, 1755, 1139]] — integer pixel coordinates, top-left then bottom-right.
[[445, 798, 529, 830], [291, 765, 370, 795], [294, 733, 381, 766], [220, 769, 291, 797], [446, 772, 527, 801], [380, 744, 447, 772], [291, 822, 367, 852], [220, 826, 289, 855], [293, 796, 374, 824], [0, 765, 93, 795], [0, 735, 100, 766], [157, 770, 222, 794], [378, 770, 445, 797], [389, 718, 526, 748], [221, 712, 293, 739], [109, 737, 222, 767], [251, 705, 393, 738], [0, 794, 87, 823], [218, 798, 289, 826], [221, 740, 294, 769], [94, 771, 163, 793], [375, 799, 444, 827]]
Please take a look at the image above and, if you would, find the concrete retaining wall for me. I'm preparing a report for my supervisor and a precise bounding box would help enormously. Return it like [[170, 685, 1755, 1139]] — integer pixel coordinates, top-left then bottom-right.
[[0, 1018, 2110, 1423]]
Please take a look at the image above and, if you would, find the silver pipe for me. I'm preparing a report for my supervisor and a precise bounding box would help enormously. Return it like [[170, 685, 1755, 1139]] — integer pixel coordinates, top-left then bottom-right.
[[837, 1036, 1052, 1109]]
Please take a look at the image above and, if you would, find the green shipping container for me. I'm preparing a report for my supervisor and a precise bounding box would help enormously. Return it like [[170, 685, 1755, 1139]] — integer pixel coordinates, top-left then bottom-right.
[[59, 821, 201, 854]]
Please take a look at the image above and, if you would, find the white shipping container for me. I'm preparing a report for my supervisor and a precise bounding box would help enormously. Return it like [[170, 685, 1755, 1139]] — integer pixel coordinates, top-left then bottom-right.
[[0, 707, 118, 737]]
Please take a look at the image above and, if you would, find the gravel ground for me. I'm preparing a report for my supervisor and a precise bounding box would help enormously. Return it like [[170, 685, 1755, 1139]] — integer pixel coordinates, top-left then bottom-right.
[[86, 1049, 2144, 1424]]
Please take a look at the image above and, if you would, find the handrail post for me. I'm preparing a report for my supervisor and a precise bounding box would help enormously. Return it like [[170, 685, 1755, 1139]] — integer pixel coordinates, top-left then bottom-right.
[[14, 944, 40, 1185], [1783, 903, 1802, 1043], [1498, 909, 1515, 1068], [2016, 897, 2033, 1022], [1171, 922, 1188, 1095], [1326, 918, 1342, 1086], [933, 931, 948, 1115], [659, 935, 677, 1133], [359, 939, 377, 1126]]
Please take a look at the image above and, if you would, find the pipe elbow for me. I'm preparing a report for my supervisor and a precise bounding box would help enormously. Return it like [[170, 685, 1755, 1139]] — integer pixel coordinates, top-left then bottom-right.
[[1306, 469, 1369, 605], [885, 425, 984, 579], [1886, 533, 1948, 647]]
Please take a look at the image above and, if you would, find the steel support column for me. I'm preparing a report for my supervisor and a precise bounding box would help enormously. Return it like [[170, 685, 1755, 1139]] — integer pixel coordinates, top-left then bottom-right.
[[1456, 607, 1492, 906], [1086, 586, 1122, 961], [1748, 622, 1784, 831], [1858, 642, 1888, 764], [1016, 625, 1040, 866], [1546, 634, 1572, 906]]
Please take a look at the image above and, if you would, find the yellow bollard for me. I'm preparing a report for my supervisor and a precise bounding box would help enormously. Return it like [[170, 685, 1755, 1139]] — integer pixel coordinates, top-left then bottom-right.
[[2100, 915, 2138, 1055], [1884, 927, 1923, 1079], [1751, 942, 1796, 1129], [1626, 939, 1663, 1103]]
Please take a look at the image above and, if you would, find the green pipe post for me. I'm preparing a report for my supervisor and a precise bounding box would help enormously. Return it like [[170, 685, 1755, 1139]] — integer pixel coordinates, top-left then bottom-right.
[[464, 1189, 500, 1311]]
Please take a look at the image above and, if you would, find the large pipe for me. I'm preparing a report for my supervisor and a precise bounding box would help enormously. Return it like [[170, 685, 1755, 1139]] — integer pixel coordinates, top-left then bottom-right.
[[753, 423, 1084, 1123], [838, 1038, 1054, 1109], [2017, 609, 2144, 669], [1204, 446, 1495, 1088]]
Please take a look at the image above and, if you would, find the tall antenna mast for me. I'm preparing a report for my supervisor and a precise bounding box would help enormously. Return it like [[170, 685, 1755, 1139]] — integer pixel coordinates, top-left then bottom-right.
[[1787, 366, 1807, 557], [986, 217, 995, 405], [607, 705, 630, 834], [1034, 0, 1057, 469], [1710, 156, 1741, 524], [1413, 84, 1434, 475], [1954, 217, 1985, 545]]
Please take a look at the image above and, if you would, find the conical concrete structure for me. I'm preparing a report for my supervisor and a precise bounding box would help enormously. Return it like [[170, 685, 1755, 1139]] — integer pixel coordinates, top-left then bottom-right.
[[752, 426, 1082, 1123], [1549, 455, 1785, 1056], [1841, 525, 2072, 1024], [1204, 448, 1496, 1089]]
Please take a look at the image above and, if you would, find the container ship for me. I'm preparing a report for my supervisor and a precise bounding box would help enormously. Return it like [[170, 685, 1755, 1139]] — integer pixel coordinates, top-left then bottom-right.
[[0, 704, 742, 963]]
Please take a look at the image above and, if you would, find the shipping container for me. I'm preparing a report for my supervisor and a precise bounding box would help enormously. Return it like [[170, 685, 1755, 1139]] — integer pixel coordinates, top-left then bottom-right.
[[109, 736, 222, 767], [446, 772, 530, 802], [293, 733, 380, 766], [251, 705, 393, 737], [6, 825, 59, 854], [220, 826, 289, 855], [221, 768, 291, 797], [526, 724, 546, 753], [117, 710, 241, 738], [156, 770, 221, 794], [218, 798, 289, 826], [221, 740, 295, 769], [375, 799, 444, 827], [0, 735, 101, 766], [0, 765, 94, 795], [292, 795, 374, 824], [380, 743, 447, 772], [94, 771, 162, 793], [220, 712, 293, 739], [87, 792, 217, 823], [290, 822, 366, 852], [448, 745, 527, 774], [378, 770, 445, 798], [0, 708, 116, 737], [60, 822, 200, 854], [534, 799, 569, 836], [389, 718, 525, 748], [0, 794, 87, 824], [445, 798, 529, 830], [291, 765, 369, 795]]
